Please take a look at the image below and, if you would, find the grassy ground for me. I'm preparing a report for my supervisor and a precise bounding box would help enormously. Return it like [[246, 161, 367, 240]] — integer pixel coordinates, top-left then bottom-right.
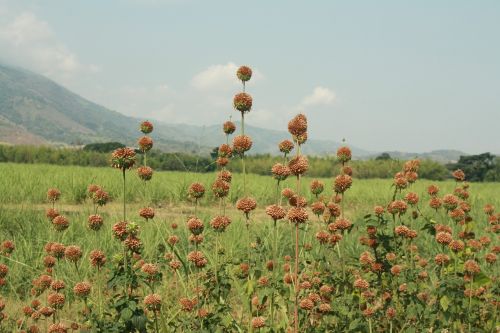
[[0, 162, 499, 326]]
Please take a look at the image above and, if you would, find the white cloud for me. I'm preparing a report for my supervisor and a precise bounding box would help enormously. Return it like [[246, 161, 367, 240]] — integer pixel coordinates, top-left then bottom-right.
[[0, 12, 97, 80], [191, 62, 263, 91], [300, 86, 336, 107]]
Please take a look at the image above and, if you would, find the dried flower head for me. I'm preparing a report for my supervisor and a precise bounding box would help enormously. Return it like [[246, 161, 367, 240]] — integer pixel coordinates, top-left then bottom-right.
[[137, 166, 153, 181], [210, 215, 231, 232], [47, 188, 61, 202], [236, 197, 257, 214], [288, 155, 309, 176], [288, 207, 309, 224], [64, 245, 82, 262], [218, 144, 232, 158], [93, 189, 109, 206], [188, 182, 205, 199], [111, 147, 136, 170], [337, 146, 352, 163], [237, 65, 252, 82], [212, 179, 230, 198], [144, 293, 162, 311], [279, 139, 294, 154], [334, 174, 352, 194], [139, 207, 155, 220], [452, 169, 466, 181], [52, 215, 69, 232], [89, 250, 106, 268], [233, 92, 253, 112], [187, 251, 207, 268], [223, 121, 236, 135], [288, 114, 308, 137], [232, 135, 253, 154], [73, 282, 91, 298], [310, 179, 324, 195], [251, 316, 265, 329], [271, 163, 291, 181], [265, 204, 286, 221], [187, 217, 204, 235], [140, 120, 154, 134], [88, 214, 104, 231], [138, 136, 153, 152]]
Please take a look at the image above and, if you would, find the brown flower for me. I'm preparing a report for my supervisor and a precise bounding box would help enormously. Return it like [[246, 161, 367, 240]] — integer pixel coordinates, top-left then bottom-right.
[[334, 174, 352, 193], [218, 144, 232, 158], [137, 166, 153, 181], [279, 139, 294, 154], [46, 208, 60, 221], [139, 207, 155, 220], [266, 204, 286, 221], [251, 316, 265, 329], [288, 155, 309, 176], [88, 214, 104, 231], [233, 92, 253, 112], [52, 215, 69, 232], [73, 282, 91, 298], [232, 135, 253, 154], [336, 146, 352, 163], [138, 136, 153, 152], [236, 197, 257, 214], [47, 188, 61, 202], [140, 120, 154, 134], [271, 163, 291, 181], [64, 245, 82, 263], [288, 114, 308, 137], [187, 217, 204, 235], [187, 251, 207, 268], [89, 250, 106, 268], [288, 207, 308, 224], [237, 65, 252, 82], [47, 293, 65, 309], [310, 179, 324, 195], [111, 147, 136, 170], [144, 293, 162, 311], [188, 182, 205, 199], [223, 121, 236, 135], [210, 215, 231, 232], [212, 179, 230, 198], [452, 169, 465, 181]]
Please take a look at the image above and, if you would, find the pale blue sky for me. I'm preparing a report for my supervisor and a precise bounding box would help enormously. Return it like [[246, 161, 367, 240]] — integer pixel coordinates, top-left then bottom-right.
[[0, 0, 499, 153]]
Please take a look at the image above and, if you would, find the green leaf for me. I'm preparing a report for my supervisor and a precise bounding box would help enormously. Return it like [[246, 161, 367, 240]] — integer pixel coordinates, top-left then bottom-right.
[[120, 308, 133, 320], [440, 295, 450, 311], [473, 272, 491, 287]]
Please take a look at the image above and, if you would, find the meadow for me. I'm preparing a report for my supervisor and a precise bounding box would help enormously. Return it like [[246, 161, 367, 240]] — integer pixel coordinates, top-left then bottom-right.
[[0, 65, 499, 333]]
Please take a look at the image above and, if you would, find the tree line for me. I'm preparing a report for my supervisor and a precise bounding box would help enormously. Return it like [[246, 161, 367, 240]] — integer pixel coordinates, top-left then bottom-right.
[[0, 144, 498, 181]]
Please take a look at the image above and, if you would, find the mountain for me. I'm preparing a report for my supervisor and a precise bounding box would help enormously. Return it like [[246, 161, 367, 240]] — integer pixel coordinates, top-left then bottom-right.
[[0, 62, 371, 156]]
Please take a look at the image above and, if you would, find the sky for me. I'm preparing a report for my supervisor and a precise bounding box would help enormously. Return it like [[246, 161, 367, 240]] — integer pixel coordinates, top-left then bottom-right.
[[0, 0, 499, 154]]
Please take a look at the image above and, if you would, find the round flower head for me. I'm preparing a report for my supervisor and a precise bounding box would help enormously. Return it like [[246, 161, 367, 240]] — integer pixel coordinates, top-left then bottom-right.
[[140, 120, 154, 134], [310, 202, 326, 218], [216, 157, 229, 167], [223, 120, 236, 135], [188, 182, 205, 199], [138, 136, 153, 152], [429, 197, 442, 210], [436, 232, 452, 245], [212, 179, 230, 198], [218, 169, 232, 183], [343, 165, 353, 176], [427, 184, 440, 196], [88, 214, 103, 231], [288, 207, 309, 224], [137, 166, 153, 181], [442, 194, 459, 211], [233, 92, 253, 112], [279, 139, 294, 154], [87, 184, 101, 196], [210, 215, 231, 232], [93, 189, 109, 206], [64, 245, 82, 263], [265, 204, 286, 221], [47, 188, 61, 202], [334, 174, 352, 194], [47, 293, 65, 309], [187, 217, 204, 235], [464, 259, 480, 274], [144, 293, 162, 311], [237, 65, 252, 82], [112, 221, 129, 240], [111, 147, 136, 170], [452, 169, 465, 181], [218, 144, 232, 158], [48, 323, 68, 333], [232, 135, 253, 155], [73, 282, 91, 298], [310, 179, 324, 195], [337, 146, 352, 163], [271, 163, 291, 181], [46, 208, 59, 221], [52, 215, 69, 232], [187, 251, 207, 268], [89, 250, 106, 268], [288, 155, 309, 176], [374, 205, 385, 216], [236, 197, 257, 215], [1, 240, 15, 256], [139, 207, 155, 220], [296, 132, 308, 145], [288, 114, 308, 137], [251, 316, 265, 329], [404, 192, 419, 205], [281, 187, 295, 199], [483, 204, 495, 215]]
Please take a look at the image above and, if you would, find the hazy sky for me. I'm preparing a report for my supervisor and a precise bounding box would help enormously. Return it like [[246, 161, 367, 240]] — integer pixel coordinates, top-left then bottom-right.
[[0, 0, 499, 154]]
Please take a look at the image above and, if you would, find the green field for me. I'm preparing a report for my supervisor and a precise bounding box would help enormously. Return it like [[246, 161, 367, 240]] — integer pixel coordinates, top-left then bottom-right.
[[0, 163, 499, 332]]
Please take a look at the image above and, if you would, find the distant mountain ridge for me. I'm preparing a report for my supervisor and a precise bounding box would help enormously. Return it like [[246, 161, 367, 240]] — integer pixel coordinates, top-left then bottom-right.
[[0, 62, 466, 162]]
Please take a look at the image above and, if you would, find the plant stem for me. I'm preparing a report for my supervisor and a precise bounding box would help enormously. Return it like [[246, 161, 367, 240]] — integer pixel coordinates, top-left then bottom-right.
[[294, 223, 299, 333]]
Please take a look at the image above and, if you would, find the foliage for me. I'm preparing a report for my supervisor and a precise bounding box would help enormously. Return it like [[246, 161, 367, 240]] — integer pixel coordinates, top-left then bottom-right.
[[447, 153, 497, 182], [84, 142, 126, 153]]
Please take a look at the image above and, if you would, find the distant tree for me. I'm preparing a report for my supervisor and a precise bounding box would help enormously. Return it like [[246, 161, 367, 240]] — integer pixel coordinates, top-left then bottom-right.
[[447, 153, 496, 182], [375, 152, 392, 160], [210, 146, 219, 160], [484, 157, 500, 182], [83, 142, 125, 153]]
